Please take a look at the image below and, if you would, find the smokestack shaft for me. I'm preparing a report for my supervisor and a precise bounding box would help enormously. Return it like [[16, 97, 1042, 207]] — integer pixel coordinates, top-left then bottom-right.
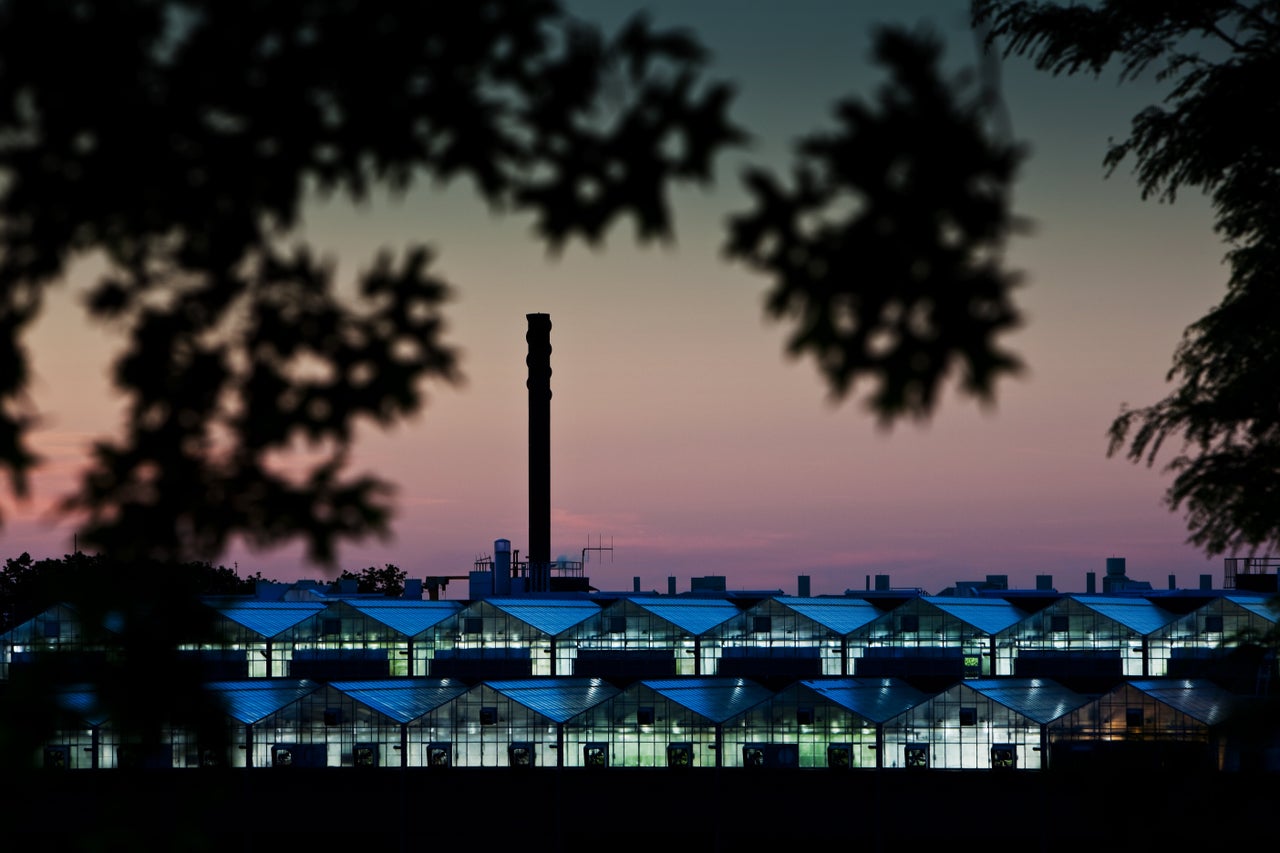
[[527, 314, 552, 590]]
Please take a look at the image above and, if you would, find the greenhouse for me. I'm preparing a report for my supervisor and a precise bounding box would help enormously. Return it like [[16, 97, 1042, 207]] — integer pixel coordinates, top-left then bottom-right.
[[849, 597, 1028, 680], [433, 678, 619, 767], [1148, 594, 1278, 682], [881, 678, 1089, 770], [1, 603, 98, 681], [1006, 596, 1179, 681], [1047, 678, 1238, 770], [737, 677, 929, 767], [569, 597, 741, 677], [438, 598, 601, 677], [587, 678, 774, 767], [203, 600, 326, 678], [713, 597, 885, 677]]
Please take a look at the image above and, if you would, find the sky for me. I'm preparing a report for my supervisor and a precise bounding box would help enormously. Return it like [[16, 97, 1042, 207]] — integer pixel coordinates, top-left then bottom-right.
[[0, 1, 1237, 596]]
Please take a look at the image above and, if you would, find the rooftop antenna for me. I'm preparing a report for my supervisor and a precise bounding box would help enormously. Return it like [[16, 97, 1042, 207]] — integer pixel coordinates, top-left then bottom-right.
[[582, 534, 614, 565]]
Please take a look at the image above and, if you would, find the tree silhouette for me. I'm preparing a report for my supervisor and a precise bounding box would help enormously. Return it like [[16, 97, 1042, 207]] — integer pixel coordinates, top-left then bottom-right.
[[725, 25, 1027, 424], [974, 0, 1280, 556], [0, 0, 743, 566]]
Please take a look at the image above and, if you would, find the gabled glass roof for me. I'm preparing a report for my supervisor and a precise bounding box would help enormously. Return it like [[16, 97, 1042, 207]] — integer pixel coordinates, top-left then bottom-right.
[[1225, 595, 1280, 623], [963, 678, 1090, 724], [482, 599, 601, 636], [643, 678, 774, 723], [798, 678, 929, 723], [339, 599, 462, 636], [923, 597, 1027, 634], [627, 598, 741, 635], [205, 679, 321, 724], [330, 679, 468, 723], [210, 601, 326, 638], [484, 679, 620, 723], [1069, 596, 1178, 634], [55, 686, 110, 727], [1126, 678, 1238, 726], [778, 599, 883, 635]]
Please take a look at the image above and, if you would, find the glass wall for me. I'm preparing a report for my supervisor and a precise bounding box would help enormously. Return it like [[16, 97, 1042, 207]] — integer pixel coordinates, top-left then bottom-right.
[[882, 682, 1049, 770]]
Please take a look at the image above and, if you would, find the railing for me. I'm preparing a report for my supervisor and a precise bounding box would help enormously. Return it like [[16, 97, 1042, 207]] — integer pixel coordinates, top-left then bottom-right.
[[1223, 556, 1280, 590]]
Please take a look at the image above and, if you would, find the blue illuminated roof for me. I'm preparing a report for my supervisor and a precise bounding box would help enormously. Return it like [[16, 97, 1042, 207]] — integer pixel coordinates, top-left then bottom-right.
[[210, 601, 326, 638], [340, 600, 462, 636], [627, 599, 742, 635], [484, 679, 620, 722], [483, 599, 601, 636], [643, 678, 774, 723], [205, 679, 322, 724], [778, 599, 883, 635], [54, 686, 110, 727], [331, 679, 468, 723], [798, 678, 930, 723], [1127, 679, 1238, 725], [1070, 596, 1178, 634], [923, 598, 1028, 634], [964, 678, 1090, 724], [1225, 595, 1280, 623]]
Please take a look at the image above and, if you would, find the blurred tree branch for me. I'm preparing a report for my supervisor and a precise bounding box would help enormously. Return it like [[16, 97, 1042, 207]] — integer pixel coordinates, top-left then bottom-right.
[[975, 0, 1280, 555], [725, 25, 1027, 424], [0, 0, 744, 564]]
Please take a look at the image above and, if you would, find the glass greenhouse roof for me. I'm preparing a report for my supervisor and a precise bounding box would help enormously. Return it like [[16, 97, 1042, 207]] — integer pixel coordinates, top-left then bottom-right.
[[55, 686, 110, 727], [778, 599, 883, 635], [923, 597, 1027, 634], [627, 599, 742, 635], [1127, 678, 1239, 726], [330, 679, 468, 723], [1225, 595, 1280, 623], [643, 678, 774, 723], [1070, 597, 1178, 634], [205, 679, 321, 724], [484, 679, 620, 722], [340, 599, 462, 636], [964, 678, 1090, 724], [210, 601, 326, 638], [798, 678, 930, 723], [484, 599, 601, 636]]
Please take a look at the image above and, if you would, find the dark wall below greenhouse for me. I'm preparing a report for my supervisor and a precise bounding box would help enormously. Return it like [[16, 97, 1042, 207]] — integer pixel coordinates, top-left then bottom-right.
[[3, 767, 1272, 852]]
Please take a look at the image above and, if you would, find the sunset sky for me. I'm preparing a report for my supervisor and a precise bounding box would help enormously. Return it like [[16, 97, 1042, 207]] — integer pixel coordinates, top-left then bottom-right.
[[1, 1, 1234, 596]]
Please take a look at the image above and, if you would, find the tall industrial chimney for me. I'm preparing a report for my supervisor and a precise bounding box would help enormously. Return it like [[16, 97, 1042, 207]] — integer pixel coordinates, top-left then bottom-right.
[[527, 313, 552, 593]]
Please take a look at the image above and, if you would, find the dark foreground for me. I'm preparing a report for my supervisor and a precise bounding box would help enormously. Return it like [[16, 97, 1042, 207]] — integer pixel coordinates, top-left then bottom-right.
[[2, 767, 1274, 852]]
